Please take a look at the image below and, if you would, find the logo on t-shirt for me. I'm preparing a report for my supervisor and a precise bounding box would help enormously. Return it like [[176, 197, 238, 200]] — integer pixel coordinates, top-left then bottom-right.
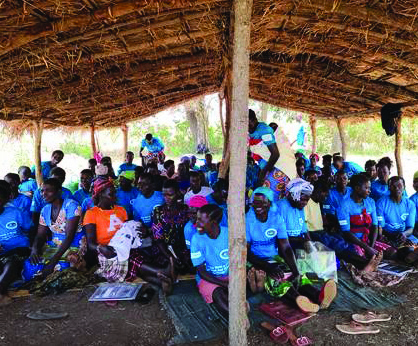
[[401, 213, 409, 221], [5, 221, 17, 230], [219, 249, 229, 260], [265, 228, 277, 238], [299, 218, 304, 226]]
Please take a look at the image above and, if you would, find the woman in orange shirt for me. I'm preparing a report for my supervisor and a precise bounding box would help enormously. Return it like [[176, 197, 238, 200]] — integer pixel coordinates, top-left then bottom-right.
[[84, 177, 173, 292]]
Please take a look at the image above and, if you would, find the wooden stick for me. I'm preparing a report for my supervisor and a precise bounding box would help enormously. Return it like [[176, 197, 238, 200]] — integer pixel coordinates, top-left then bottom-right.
[[336, 118, 347, 160], [90, 123, 97, 157], [309, 116, 317, 154], [228, 0, 252, 343], [32, 120, 44, 186], [122, 124, 128, 156], [218, 93, 226, 139], [395, 116, 403, 177]]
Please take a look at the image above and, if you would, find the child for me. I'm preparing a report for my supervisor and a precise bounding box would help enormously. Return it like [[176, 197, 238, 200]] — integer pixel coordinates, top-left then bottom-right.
[[0, 180, 30, 305], [18, 166, 37, 198]]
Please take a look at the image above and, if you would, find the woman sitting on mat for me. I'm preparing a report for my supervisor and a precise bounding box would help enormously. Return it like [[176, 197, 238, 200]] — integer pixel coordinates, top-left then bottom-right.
[[376, 176, 418, 264], [29, 178, 86, 278], [84, 177, 173, 291]]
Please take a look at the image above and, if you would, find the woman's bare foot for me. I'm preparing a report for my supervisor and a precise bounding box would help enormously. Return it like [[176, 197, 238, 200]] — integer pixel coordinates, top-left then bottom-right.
[[247, 267, 257, 293], [157, 273, 173, 296], [0, 294, 12, 307], [255, 269, 266, 293], [373, 251, 383, 270], [362, 252, 383, 272]]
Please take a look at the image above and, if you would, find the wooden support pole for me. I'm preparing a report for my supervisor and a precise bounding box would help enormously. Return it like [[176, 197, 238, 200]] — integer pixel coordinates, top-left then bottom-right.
[[260, 102, 268, 122], [309, 116, 317, 154], [90, 124, 97, 157], [228, 0, 252, 344], [218, 93, 226, 139], [336, 118, 347, 160], [32, 120, 44, 186], [395, 116, 403, 176], [122, 124, 128, 156]]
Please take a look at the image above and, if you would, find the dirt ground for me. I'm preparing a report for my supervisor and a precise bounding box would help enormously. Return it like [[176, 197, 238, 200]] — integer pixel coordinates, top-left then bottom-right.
[[1, 272, 417, 346]]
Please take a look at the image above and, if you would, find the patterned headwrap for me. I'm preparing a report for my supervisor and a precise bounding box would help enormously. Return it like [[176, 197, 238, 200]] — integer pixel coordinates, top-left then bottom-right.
[[309, 153, 320, 161], [93, 176, 114, 199], [189, 195, 209, 208], [286, 178, 314, 201], [119, 170, 135, 181], [414, 171, 418, 180]]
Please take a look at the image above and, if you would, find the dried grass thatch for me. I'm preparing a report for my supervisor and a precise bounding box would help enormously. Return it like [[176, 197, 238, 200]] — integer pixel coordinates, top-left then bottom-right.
[[1, 0, 418, 129]]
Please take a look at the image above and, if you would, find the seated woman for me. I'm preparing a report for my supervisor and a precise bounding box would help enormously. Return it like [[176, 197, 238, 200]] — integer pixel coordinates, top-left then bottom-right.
[[152, 179, 192, 274], [0, 181, 30, 305], [370, 157, 400, 201], [336, 174, 390, 260], [29, 178, 85, 279], [246, 187, 336, 313], [116, 171, 139, 218], [184, 196, 208, 249], [307, 153, 322, 176], [276, 178, 313, 250], [377, 176, 418, 263], [84, 177, 173, 291], [191, 204, 230, 315]]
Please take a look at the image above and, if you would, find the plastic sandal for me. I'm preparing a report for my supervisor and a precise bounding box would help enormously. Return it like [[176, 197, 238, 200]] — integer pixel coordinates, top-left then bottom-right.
[[352, 311, 391, 324], [260, 322, 289, 344], [26, 310, 68, 320], [286, 327, 313, 346], [319, 279, 337, 309], [336, 321, 380, 335], [295, 296, 319, 313]]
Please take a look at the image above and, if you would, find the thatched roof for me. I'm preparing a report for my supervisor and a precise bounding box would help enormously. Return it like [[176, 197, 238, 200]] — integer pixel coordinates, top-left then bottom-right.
[[1, 0, 418, 128]]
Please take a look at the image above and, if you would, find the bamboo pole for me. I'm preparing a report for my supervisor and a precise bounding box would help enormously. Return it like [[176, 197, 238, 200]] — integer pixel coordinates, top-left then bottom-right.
[[309, 116, 317, 154], [395, 116, 403, 176], [90, 124, 97, 157], [32, 120, 44, 186], [122, 124, 128, 155], [228, 0, 252, 343], [336, 118, 347, 160]]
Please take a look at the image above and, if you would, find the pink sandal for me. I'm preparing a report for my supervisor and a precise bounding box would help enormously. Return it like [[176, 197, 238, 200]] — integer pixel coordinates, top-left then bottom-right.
[[260, 322, 289, 344]]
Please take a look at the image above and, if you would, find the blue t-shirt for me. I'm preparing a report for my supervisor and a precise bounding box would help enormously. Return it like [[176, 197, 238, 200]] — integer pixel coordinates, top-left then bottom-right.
[[132, 191, 164, 227], [0, 206, 30, 253], [184, 220, 197, 249], [277, 198, 307, 237], [141, 137, 164, 153], [73, 189, 91, 206], [19, 179, 37, 194], [332, 162, 363, 178], [323, 187, 352, 215], [117, 163, 138, 176], [81, 197, 94, 213], [371, 180, 407, 201], [410, 193, 418, 223], [11, 193, 31, 214], [249, 122, 276, 146], [30, 161, 54, 181], [337, 197, 378, 238], [246, 208, 287, 260], [376, 196, 416, 233], [191, 226, 229, 283], [116, 187, 139, 216], [30, 187, 74, 213]]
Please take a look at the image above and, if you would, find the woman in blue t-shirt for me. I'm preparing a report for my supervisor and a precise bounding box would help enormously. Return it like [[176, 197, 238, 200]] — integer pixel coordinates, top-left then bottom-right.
[[29, 178, 85, 278], [0, 180, 30, 305]]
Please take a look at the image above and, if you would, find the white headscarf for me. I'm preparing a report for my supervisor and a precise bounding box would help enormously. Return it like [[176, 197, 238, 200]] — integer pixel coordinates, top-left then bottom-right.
[[286, 178, 314, 201]]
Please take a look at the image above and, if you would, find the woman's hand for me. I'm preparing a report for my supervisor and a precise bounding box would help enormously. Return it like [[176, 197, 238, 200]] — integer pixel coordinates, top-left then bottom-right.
[[98, 245, 117, 259], [365, 246, 378, 257], [266, 262, 284, 280]]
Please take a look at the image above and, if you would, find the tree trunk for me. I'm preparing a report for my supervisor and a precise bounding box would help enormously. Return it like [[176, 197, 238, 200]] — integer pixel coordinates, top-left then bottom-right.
[[185, 97, 210, 153], [309, 116, 317, 154], [395, 116, 403, 176], [337, 118, 347, 160], [122, 124, 128, 156], [228, 0, 252, 344], [90, 124, 97, 157]]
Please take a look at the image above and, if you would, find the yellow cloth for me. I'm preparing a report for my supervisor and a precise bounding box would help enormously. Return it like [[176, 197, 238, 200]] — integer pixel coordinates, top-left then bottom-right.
[[305, 199, 323, 232]]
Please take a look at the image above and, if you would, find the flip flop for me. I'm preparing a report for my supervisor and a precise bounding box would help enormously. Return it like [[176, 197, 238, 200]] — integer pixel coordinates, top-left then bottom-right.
[[26, 310, 68, 320], [295, 296, 319, 313], [286, 327, 313, 346], [260, 322, 289, 344], [320, 279, 337, 309], [352, 311, 392, 324], [336, 321, 380, 335]]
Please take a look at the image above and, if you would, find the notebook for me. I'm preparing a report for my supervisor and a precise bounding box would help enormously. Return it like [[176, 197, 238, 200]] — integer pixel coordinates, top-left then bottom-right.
[[89, 282, 143, 301], [377, 262, 413, 277]]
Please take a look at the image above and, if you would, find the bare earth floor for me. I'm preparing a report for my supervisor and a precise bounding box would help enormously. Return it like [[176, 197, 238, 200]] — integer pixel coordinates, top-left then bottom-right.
[[1, 273, 417, 346]]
